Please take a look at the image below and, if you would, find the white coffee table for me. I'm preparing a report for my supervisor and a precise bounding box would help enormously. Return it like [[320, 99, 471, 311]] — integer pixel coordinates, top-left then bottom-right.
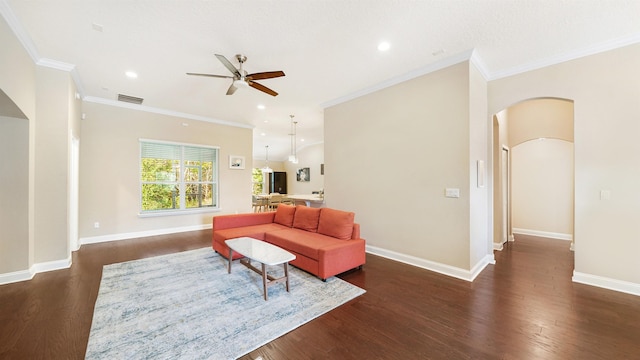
[[225, 237, 296, 300]]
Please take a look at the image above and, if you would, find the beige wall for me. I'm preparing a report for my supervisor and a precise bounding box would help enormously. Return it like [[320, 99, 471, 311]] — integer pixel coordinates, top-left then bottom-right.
[[0, 15, 80, 280], [469, 61, 490, 268], [489, 43, 640, 285], [284, 143, 324, 194], [79, 102, 253, 241], [0, 116, 29, 273], [507, 98, 574, 145], [0, 15, 36, 120], [492, 110, 509, 246], [34, 67, 76, 263], [511, 139, 574, 237], [325, 61, 478, 271]]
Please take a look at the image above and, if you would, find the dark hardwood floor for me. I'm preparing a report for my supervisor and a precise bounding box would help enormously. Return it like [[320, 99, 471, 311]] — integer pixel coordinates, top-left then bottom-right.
[[2, 231, 640, 359]]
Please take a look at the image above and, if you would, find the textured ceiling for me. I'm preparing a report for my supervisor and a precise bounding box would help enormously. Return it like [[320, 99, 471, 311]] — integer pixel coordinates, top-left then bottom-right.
[[4, 0, 640, 160]]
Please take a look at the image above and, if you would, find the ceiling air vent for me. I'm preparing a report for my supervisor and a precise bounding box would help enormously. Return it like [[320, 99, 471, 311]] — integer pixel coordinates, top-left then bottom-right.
[[117, 94, 144, 105]]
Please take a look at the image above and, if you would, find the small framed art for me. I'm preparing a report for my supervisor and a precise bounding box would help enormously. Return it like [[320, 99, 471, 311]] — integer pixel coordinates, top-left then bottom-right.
[[229, 155, 245, 169], [297, 167, 310, 182]]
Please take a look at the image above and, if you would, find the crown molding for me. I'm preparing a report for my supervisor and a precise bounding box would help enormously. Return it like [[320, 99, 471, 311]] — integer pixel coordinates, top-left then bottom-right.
[[36, 58, 75, 72], [83, 96, 254, 129], [322, 49, 475, 109], [0, 0, 39, 62], [490, 32, 640, 81], [35, 59, 87, 97], [1, 1, 88, 97], [469, 49, 491, 80]]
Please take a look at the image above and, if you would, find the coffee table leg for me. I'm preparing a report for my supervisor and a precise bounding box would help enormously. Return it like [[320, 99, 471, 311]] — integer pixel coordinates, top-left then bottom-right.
[[262, 263, 268, 301], [228, 249, 233, 274], [283, 263, 290, 292]]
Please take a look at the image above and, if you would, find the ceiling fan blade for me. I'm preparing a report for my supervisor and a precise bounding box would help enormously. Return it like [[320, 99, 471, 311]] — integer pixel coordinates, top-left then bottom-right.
[[215, 54, 241, 77], [246, 71, 285, 81], [226, 83, 238, 95], [248, 81, 278, 96], [186, 72, 234, 79]]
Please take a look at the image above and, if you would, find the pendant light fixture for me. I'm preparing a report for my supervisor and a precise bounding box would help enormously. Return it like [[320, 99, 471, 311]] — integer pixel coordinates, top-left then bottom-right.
[[288, 114, 298, 164], [262, 145, 273, 173]]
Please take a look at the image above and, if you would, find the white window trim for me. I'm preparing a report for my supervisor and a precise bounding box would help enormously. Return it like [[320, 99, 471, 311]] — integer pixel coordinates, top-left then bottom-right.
[[138, 138, 220, 216]]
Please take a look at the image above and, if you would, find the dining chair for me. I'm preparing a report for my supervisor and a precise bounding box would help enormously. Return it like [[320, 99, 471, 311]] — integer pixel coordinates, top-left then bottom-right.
[[252, 195, 268, 212], [281, 195, 293, 206], [268, 193, 283, 211]]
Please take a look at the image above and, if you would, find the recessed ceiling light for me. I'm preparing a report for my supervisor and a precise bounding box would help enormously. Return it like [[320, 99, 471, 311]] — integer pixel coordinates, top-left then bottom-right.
[[377, 41, 391, 52], [125, 71, 138, 79], [260, 132, 266, 136], [257, 104, 266, 110], [92, 23, 103, 32]]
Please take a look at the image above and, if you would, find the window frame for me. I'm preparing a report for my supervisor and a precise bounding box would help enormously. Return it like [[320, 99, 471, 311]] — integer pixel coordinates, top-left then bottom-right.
[[138, 139, 220, 217]]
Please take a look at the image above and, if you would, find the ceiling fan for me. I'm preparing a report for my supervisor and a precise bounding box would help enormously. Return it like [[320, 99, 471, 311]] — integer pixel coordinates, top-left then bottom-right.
[[187, 54, 285, 96]]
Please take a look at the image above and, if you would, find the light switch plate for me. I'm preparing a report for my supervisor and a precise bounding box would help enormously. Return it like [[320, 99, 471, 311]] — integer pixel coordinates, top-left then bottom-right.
[[445, 188, 460, 198]]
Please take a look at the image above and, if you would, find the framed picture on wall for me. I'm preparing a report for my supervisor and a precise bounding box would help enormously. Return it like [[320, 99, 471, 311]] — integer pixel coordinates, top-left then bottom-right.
[[229, 155, 245, 169], [297, 167, 310, 182]]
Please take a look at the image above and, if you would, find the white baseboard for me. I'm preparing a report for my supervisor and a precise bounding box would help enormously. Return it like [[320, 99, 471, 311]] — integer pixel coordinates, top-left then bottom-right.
[[0, 269, 33, 285], [80, 223, 212, 246], [573, 271, 640, 297], [0, 257, 71, 286], [512, 228, 572, 241], [366, 245, 495, 282], [1, 225, 212, 286]]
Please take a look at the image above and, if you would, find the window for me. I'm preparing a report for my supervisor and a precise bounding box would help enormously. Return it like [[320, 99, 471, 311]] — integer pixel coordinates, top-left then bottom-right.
[[140, 140, 218, 214], [252, 168, 265, 195]]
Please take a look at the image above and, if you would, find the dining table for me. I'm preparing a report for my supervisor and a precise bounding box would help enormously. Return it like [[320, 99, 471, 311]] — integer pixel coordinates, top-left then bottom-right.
[[285, 194, 325, 207]]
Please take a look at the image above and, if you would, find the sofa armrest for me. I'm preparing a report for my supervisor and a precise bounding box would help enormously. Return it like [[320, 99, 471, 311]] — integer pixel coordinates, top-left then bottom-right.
[[317, 238, 366, 279], [213, 212, 276, 231], [351, 223, 361, 240]]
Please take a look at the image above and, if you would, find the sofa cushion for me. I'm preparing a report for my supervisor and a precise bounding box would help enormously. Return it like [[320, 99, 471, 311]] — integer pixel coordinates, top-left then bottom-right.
[[317, 208, 355, 240], [266, 229, 345, 260], [213, 223, 289, 243], [292, 205, 321, 232], [273, 204, 296, 227]]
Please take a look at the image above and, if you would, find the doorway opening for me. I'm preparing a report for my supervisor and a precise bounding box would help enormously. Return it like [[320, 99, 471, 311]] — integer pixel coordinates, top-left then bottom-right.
[[492, 98, 575, 251]]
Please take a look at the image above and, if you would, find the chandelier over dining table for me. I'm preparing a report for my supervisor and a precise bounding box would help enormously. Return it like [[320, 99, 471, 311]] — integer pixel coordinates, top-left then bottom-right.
[[288, 114, 298, 164]]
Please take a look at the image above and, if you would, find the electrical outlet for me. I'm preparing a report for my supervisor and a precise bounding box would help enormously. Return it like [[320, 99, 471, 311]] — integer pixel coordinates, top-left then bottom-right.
[[94, 222, 100, 229]]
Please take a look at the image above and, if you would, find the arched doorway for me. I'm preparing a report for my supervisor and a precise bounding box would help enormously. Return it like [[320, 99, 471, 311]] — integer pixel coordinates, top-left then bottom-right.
[[492, 97, 575, 251]]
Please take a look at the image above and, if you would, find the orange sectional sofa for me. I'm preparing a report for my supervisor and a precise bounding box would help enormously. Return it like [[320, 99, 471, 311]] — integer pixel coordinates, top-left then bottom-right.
[[212, 204, 366, 280]]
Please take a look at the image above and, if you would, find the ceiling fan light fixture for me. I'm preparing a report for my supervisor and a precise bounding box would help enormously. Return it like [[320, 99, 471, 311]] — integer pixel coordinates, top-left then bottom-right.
[[233, 79, 249, 88], [187, 54, 284, 97]]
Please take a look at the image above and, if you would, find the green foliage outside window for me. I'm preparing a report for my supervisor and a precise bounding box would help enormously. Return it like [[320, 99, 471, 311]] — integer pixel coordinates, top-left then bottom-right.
[[140, 142, 217, 212], [252, 168, 264, 195]]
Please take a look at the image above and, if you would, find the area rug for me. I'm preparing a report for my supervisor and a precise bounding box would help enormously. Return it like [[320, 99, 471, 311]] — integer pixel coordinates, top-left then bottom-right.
[[85, 247, 365, 360]]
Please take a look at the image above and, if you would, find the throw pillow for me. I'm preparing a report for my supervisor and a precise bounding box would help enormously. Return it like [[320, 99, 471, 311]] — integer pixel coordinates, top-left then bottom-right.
[[292, 205, 322, 232], [317, 208, 355, 240], [273, 203, 296, 227]]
